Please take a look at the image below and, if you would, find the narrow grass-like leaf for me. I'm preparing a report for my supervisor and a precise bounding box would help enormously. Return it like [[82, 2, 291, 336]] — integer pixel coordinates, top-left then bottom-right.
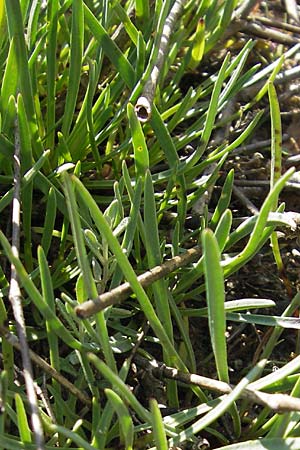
[[210, 170, 234, 230], [150, 105, 180, 169], [223, 168, 294, 277], [64, 84, 113, 161], [150, 398, 168, 450], [250, 347, 300, 392], [0, 371, 7, 434], [17, 94, 32, 172], [0, 133, 14, 158], [84, 4, 135, 89], [270, 379, 300, 438], [71, 174, 185, 369], [113, 2, 140, 46], [41, 187, 57, 256], [111, 177, 143, 288], [46, 0, 59, 150], [136, 31, 146, 82], [248, 293, 300, 386], [224, 207, 288, 251], [17, 94, 33, 271], [214, 209, 232, 251], [0, 298, 14, 389], [205, 0, 236, 53], [1, 0, 297, 445], [15, 393, 32, 443], [150, 106, 188, 236], [0, 40, 18, 115], [247, 55, 284, 108], [26, 0, 41, 48], [183, 210, 289, 303], [105, 389, 134, 450], [245, 42, 300, 88], [268, 82, 282, 199], [90, 355, 136, 450], [166, 87, 195, 132], [144, 171, 172, 338], [225, 313, 300, 329], [0, 0, 6, 49], [38, 246, 59, 356], [2, 95, 16, 144], [88, 353, 151, 424], [144, 170, 178, 404], [86, 59, 102, 172], [76, 349, 100, 398], [169, 292, 197, 374], [189, 18, 205, 70], [214, 438, 300, 450], [127, 103, 149, 179], [202, 227, 241, 436], [56, 132, 73, 165], [135, 0, 150, 21], [268, 81, 286, 288], [219, 46, 252, 105], [202, 111, 264, 168], [187, 154, 227, 209], [185, 52, 231, 168], [4, 0, 43, 159], [38, 246, 62, 422], [175, 208, 231, 295], [0, 230, 87, 351], [63, 172, 97, 301], [47, 423, 96, 450], [168, 359, 266, 448], [62, 172, 116, 371], [181, 299, 276, 317], [61, 0, 83, 137], [56, 297, 82, 339], [202, 229, 228, 382], [0, 149, 50, 213]]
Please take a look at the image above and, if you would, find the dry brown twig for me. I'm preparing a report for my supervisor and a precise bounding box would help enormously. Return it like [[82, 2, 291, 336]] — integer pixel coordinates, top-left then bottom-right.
[[232, 184, 259, 215], [227, 0, 300, 45], [251, 15, 300, 34], [9, 118, 45, 450], [235, 179, 300, 191], [284, 0, 299, 24], [135, 354, 300, 413], [239, 20, 300, 44], [75, 245, 202, 318], [6, 318, 300, 415], [135, 0, 187, 122], [233, 0, 259, 20], [232, 134, 289, 155], [0, 325, 91, 407]]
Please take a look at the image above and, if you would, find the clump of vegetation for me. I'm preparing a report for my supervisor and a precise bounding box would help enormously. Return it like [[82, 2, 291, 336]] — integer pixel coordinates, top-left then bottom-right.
[[1, 0, 300, 449]]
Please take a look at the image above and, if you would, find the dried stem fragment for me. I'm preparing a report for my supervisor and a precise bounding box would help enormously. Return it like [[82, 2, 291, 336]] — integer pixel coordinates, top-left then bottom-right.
[[75, 245, 201, 318], [9, 118, 45, 449], [135, 354, 300, 413], [135, 0, 187, 122]]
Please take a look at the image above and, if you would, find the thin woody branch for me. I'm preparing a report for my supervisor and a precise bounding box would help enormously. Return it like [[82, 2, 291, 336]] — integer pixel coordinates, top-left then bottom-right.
[[240, 20, 299, 44], [75, 245, 202, 318], [9, 118, 45, 449], [284, 0, 299, 24], [0, 325, 91, 407], [233, 184, 259, 215], [233, 0, 259, 20], [135, 0, 187, 122], [135, 354, 300, 413], [226, 0, 300, 46], [250, 15, 300, 34]]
